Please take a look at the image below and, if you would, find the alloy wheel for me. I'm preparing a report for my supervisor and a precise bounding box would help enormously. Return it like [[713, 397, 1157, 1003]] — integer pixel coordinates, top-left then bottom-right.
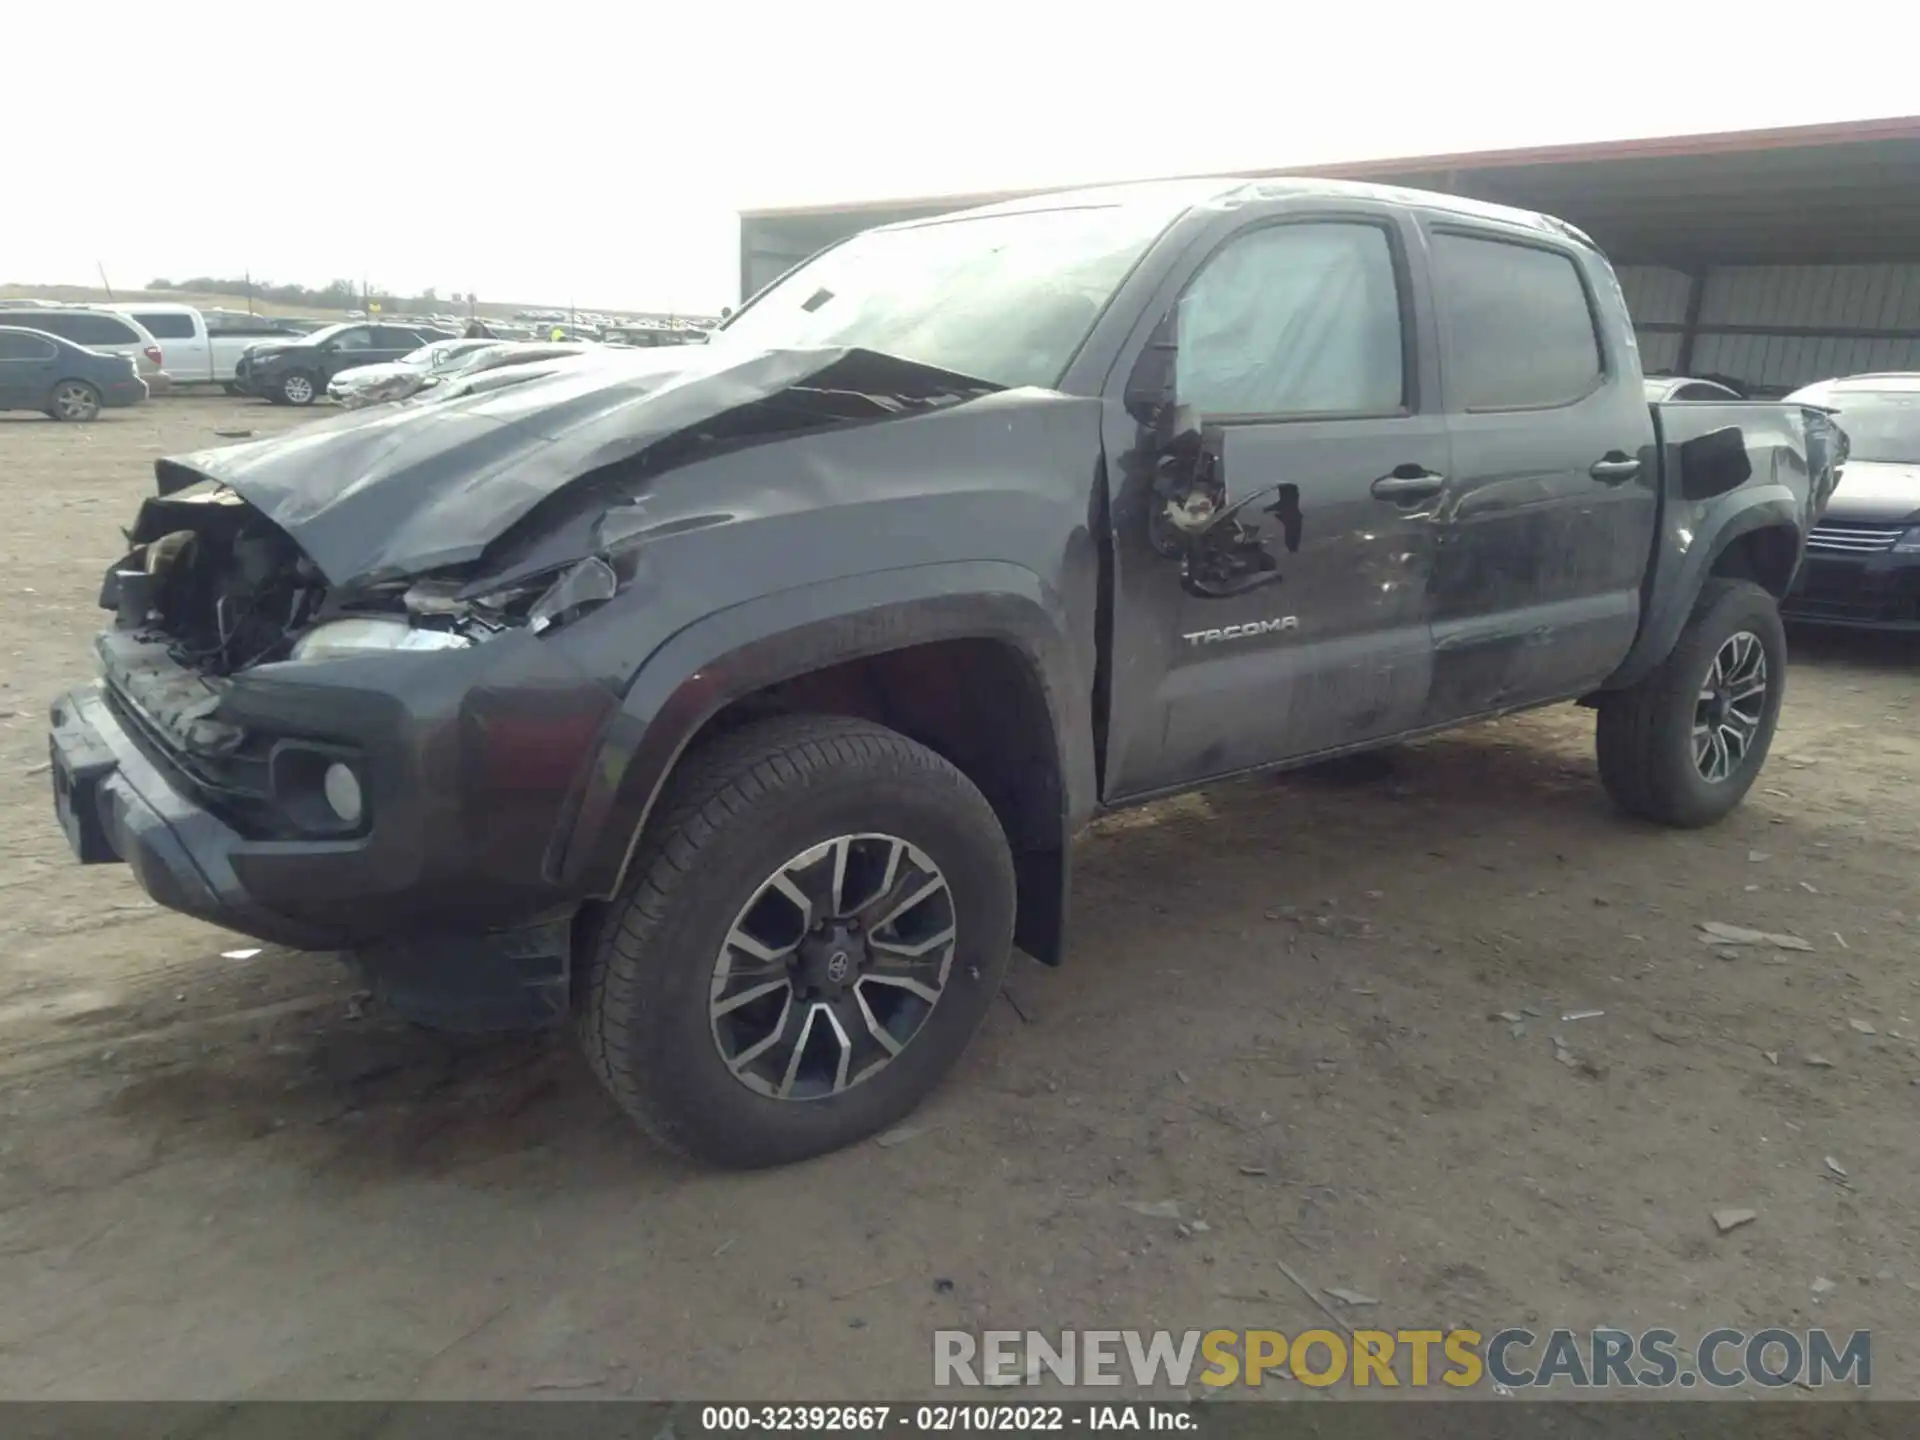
[[1694, 630, 1767, 783], [52, 383, 98, 421], [283, 374, 314, 404], [709, 833, 957, 1100]]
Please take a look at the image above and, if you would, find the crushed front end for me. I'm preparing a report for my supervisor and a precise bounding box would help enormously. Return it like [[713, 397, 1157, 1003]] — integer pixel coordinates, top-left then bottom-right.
[[49, 478, 627, 1030]]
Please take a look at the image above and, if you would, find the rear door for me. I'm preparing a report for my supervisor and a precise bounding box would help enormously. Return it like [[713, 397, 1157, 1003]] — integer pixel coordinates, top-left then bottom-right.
[[1099, 203, 1447, 800], [0, 331, 59, 408], [1415, 220, 1658, 723], [127, 310, 207, 380]]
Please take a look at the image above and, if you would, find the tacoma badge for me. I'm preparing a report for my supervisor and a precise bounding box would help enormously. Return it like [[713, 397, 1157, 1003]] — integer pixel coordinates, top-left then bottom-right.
[[1181, 617, 1298, 646]]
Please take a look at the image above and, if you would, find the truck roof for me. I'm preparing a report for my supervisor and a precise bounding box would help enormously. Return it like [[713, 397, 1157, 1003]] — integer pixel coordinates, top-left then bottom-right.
[[878, 175, 1583, 246]]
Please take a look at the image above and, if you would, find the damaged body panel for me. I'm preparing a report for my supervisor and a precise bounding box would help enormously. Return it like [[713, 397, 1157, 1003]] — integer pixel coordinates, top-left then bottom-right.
[[49, 176, 1837, 1164]]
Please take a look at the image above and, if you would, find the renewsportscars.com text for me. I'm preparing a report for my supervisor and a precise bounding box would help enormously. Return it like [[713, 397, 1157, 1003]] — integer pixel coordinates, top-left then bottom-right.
[[934, 1327, 1871, 1390]]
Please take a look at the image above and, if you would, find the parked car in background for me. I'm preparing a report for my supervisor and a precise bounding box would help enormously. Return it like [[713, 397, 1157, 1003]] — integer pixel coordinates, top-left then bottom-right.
[[0, 326, 147, 421], [0, 307, 169, 394], [1782, 372, 1920, 629], [235, 322, 454, 405], [106, 303, 304, 393], [328, 338, 506, 408], [1644, 375, 1743, 402], [404, 343, 593, 404]]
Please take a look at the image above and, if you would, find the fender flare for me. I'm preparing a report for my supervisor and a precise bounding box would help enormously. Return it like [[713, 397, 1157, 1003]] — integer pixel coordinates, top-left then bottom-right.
[[1603, 488, 1805, 691], [556, 561, 1096, 921]]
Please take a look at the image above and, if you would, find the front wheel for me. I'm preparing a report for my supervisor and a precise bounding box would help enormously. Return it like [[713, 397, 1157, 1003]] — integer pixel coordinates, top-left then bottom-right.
[[279, 370, 318, 406], [1595, 578, 1786, 827], [575, 714, 1015, 1168]]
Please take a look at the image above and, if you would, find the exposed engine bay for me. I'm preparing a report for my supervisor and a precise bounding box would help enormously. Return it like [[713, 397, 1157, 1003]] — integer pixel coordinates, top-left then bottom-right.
[[101, 484, 627, 678]]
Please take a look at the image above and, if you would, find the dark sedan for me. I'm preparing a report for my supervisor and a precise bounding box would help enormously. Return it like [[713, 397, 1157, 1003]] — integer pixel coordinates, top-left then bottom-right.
[[1783, 372, 1920, 630], [0, 326, 148, 421]]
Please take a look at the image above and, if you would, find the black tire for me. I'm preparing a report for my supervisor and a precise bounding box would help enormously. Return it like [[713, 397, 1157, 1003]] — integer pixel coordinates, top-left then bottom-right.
[[46, 379, 102, 422], [576, 714, 1015, 1168], [222, 382, 242, 396], [1595, 579, 1786, 827], [279, 370, 318, 406]]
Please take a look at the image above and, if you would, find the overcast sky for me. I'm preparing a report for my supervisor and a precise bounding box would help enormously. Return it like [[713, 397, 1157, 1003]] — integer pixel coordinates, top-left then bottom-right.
[[6, 2, 1913, 312]]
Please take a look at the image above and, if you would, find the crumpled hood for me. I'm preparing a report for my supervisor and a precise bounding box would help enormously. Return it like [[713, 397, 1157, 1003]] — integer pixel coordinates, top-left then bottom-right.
[[1820, 460, 1920, 523], [329, 360, 413, 388], [154, 345, 996, 589]]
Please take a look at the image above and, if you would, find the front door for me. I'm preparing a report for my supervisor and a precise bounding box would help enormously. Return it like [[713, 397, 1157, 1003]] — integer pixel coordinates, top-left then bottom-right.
[[1100, 211, 1446, 800]]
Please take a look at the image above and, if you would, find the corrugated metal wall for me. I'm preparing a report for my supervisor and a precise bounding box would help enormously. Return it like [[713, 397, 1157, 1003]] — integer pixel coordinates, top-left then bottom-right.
[[1618, 263, 1920, 395]]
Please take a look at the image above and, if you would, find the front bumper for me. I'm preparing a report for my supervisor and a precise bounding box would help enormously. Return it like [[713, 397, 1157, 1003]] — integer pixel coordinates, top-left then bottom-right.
[[1784, 548, 1920, 630], [49, 631, 625, 1027], [50, 683, 338, 949]]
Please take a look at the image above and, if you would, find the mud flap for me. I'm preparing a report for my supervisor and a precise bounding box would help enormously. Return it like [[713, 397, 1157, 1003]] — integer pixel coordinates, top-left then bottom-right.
[[352, 914, 574, 1033]]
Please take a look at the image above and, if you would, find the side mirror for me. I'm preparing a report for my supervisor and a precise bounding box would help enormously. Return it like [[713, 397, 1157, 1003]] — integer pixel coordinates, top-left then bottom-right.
[[1678, 426, 1752, 501], [1124, 309, 1179, 427]]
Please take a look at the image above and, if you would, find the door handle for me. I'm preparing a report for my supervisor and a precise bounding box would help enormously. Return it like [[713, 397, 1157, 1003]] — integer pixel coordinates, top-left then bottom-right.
[[1590, 455, 1642, 484], [1370, 465, 1445, 504]]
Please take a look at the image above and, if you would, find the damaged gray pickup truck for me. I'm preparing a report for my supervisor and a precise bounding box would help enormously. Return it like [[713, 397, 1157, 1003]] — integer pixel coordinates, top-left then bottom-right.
[[50, 178, 1844, 1166]]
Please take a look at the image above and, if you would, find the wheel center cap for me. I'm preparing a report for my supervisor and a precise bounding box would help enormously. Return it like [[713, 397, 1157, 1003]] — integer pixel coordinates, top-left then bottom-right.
[[798, 923, 866, 995]]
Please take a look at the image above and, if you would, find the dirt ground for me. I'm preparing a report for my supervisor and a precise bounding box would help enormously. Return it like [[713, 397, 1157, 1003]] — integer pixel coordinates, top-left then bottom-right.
[[2, 395, 1918, 1401]]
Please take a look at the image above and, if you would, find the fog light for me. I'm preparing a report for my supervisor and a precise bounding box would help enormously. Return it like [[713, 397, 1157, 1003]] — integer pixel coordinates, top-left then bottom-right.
[[322, 763, 364, 825]]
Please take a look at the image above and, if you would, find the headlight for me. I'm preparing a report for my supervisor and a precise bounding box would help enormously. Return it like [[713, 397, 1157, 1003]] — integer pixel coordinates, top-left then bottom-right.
[[1894, 527, 1920, 554], [289, 617, 471, 661]]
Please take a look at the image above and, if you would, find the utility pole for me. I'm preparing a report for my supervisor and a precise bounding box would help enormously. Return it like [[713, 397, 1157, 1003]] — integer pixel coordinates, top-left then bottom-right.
[[95, 261, 115, 301]]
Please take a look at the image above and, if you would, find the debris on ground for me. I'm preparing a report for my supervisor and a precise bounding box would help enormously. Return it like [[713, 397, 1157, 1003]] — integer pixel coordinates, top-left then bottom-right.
[[1812, 1277, 1837, 1295], [1712, 1208, 1759, 1234], [1749, 851, 1771, 863], [1699, 921, 1815, 951], [1560, 1009, 1605, 1023], [1849, 1020, 1876, 1035], [220, 948, 262, 961], [1123, 1200, 1182, 1219], [1805, 1054, 1836, 1068], [1325, 1287, 1380, 1306], [875, 1124, 933, 1148]]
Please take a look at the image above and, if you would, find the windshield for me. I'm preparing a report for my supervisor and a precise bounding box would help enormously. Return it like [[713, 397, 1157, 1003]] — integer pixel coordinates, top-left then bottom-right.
[[1822, 390, 1920, 464], [299, 323, 353, 347], [719, 203, 1177, 389]]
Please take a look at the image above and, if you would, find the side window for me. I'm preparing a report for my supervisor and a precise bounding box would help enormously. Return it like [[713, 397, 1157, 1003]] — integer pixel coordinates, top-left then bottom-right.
[[1176, 222, 1405, 420], [372, 326, 418, 348], [0, 332, 57, 360], [133, 312, 197, 340], [62, 313, 140, 346], [1431, 231, 1602, 410], [332, 327, 375, 351], [23, 314, 78, 342]]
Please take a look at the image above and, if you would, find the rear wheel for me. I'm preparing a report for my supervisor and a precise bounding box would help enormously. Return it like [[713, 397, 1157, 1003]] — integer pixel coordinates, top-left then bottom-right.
[[1596, 579, 1785, 827], [279, 370, 317, 406], [575, 714, 1015, 1168], [47, 380, 101, 422]]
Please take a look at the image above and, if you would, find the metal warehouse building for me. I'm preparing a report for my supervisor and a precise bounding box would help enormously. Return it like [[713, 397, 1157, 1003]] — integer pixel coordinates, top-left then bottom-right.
[[737, 115, 1920, 397]]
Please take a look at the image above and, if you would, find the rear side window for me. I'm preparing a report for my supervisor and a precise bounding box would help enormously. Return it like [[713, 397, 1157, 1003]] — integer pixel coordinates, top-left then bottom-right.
[[1176, 222, 1406, 419], [0, 331, 58, 360], [1432, 232, 1602, 410], [31, 312, 141, 347], [131, 311, 197, 340]]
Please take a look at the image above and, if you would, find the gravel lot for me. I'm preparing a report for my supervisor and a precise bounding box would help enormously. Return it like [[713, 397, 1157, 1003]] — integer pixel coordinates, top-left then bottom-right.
[[2, 396, 1918, 1400]]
